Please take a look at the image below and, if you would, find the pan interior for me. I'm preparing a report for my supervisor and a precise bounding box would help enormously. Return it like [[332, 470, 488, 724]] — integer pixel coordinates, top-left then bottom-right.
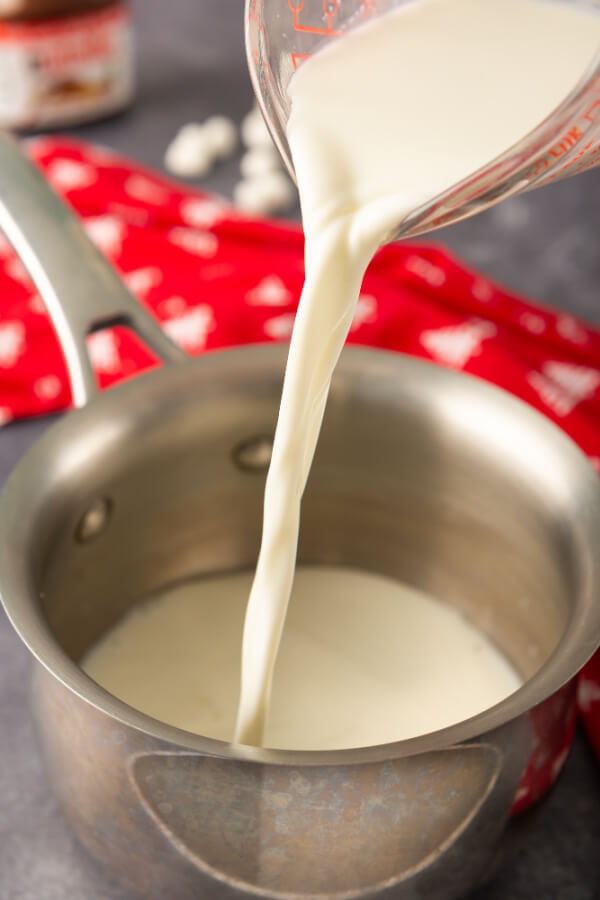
[[15, 350, 596, 727]]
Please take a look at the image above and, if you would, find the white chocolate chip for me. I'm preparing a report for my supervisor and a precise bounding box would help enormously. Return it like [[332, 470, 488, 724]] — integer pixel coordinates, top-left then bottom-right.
[[259, 171, 296, 210], [203, 116, 238, 159], [164, 124, 215, 178], [240, 148, 281, 178], [241, 106, 275, 150], [174, 122, 206, 143], [232, 179, 265, 215], [233, 172, 295, 215], [165, 142, 214, 179]]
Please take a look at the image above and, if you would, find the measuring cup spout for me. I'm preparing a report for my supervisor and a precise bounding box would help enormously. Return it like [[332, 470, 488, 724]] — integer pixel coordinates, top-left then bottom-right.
[[0, 134, 186, 409], [247, 0, 600, 241]]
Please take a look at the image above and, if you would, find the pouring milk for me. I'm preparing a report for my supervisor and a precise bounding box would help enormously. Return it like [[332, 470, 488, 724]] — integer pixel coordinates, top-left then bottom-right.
[[233, 0, 600, 746], [83, 0, 600, 750]]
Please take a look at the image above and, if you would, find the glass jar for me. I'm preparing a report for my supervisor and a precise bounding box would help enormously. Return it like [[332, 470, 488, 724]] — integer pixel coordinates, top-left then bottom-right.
[[0, 0, 134, 129]]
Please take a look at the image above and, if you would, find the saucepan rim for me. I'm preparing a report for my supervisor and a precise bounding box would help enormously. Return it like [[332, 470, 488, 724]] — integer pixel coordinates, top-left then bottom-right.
[[1, 345, 599, 767]]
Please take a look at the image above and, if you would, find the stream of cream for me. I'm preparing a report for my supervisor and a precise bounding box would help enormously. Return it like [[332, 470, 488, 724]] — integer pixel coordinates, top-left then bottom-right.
[[233, 0, 600, 745], [82, 0, 600, 749]]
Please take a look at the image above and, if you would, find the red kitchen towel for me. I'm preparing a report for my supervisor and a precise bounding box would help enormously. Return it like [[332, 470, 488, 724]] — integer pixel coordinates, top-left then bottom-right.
[[1, 137, 599, 806]]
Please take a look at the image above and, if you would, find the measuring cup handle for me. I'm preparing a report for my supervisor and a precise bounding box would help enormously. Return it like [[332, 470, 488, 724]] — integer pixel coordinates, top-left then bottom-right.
[[0, 133, 187, 408]]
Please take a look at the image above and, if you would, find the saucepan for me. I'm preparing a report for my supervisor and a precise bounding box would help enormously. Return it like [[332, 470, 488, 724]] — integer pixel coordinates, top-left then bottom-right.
[[0, 133, 599, 900]]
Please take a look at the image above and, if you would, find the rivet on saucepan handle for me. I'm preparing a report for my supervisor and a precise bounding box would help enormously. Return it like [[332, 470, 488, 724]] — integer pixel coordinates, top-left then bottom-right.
[[75, 497, 113, 544], [233, 436, 273, 472], [0, 133, 187, 409]]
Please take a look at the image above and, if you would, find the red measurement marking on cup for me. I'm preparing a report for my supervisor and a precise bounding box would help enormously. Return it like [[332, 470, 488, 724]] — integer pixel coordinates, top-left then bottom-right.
[[288, 0, 341, 36], [533, 91, 600, 180], [291, 52, 310, 69]]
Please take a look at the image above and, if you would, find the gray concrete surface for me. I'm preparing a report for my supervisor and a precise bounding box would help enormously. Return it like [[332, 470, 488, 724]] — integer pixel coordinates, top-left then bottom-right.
[[0, 1, 599, 898]]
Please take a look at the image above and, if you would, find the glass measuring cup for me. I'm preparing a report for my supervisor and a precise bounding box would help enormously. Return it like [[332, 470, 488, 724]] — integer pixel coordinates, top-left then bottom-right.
[[246, 0, 600, 239]]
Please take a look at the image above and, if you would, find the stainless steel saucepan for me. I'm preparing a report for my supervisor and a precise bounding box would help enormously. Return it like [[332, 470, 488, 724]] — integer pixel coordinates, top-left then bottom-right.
[[0, 134, 599, 900]]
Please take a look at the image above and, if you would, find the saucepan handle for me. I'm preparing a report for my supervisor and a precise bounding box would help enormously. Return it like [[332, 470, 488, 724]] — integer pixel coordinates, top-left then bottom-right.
[[119, 721, 532, 900], [0, 133, 186, 408]]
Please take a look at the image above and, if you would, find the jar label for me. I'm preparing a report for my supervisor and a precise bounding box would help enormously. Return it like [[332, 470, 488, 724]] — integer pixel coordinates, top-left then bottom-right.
[[0, 2, 134, 128]]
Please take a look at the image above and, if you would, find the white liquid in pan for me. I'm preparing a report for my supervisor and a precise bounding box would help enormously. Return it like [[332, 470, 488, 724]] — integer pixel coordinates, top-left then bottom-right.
[[83, 566, 522, 749]]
